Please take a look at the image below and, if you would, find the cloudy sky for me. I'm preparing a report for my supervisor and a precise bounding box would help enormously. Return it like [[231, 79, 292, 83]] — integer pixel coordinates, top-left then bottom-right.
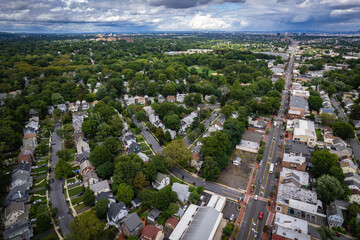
[[0, 0, 359, 33]]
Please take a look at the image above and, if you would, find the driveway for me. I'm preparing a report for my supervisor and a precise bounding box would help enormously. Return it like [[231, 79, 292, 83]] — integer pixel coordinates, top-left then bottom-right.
[[50, 124, 73, 236]]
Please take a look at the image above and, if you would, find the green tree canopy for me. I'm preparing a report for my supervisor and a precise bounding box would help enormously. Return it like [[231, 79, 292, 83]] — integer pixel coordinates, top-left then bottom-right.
[[90, 145, 112, 167], [308, 96, 323, 111], [116, 183, 134, 205], [315, 175, 345, 205], [332, 121, 355, 140], [95, 199, 109, 219], [311, 150, 339, 177], [97, 161, 114, 179], [162, 140, 192, 168], [69, 211, 105, 240], [54, 158, 72, 179], [83, 187, 95, 206]]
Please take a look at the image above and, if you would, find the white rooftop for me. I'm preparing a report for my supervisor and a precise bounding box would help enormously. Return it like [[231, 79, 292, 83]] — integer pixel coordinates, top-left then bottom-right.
[[294, 119, 316, 139], [276, 184, 317, 206], [275, 212, 308, 234], [282, 153, 306, 165], [280, 167, 309, 186], [289, 199, 325, 217]]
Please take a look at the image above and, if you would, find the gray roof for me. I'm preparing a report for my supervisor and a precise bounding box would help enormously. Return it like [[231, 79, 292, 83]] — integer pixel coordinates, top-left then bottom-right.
[[132, 197, 142, 205], [290, 96, 308, 109], [148, 208, 162, 220], [172, 183, 190, 202], [123, 213, 144, 235], [95, 192, 116, 203], [3, 219, 33, 240], [290, 143, 310, 156], [241, 130, 264, 144], [4, 185, 29, 206], [76, 151, 90, 162], [327, 204, 343, 220], [182, 206, 221, 240], [12, 163, 31, 173], [108, 202, 127, 219]]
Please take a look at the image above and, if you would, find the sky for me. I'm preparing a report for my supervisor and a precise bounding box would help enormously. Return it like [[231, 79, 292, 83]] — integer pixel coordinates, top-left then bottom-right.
[[0, 0, 359, 33]]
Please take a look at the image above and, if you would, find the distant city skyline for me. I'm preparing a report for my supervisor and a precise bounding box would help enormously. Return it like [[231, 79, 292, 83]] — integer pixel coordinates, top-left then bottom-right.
[[0, 0, 359, 33]]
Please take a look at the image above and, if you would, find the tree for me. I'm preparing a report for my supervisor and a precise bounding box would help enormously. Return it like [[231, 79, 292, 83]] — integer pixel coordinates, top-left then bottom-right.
[[189, 191, 200, 204], [95, 199, 109, 219], [201, 131, 231, 169], [151, 155, 167, 172], [201, 156, 220, 180], [103, 136, 120, 155], [223, 119, 245, 147], [51, 93, 65, 105], [162, 140, 192, 168], [220, 104, 235, 119], [83, 187, 95, 206], [319, 112, 336, 126], [315, 175, 344, 205], [164, 114, 180, 130], [164, 131, 172, 142], [135, 110, 147, 121], [315, 226, 336, 240], [350, 104, 360, 120], [133, 171, 149, 190], [274, 78, 285, 92], [97, 161, 114, 179], [332, 121, 355, 140], [69, 211, 105, 240], [299, 65, 307, 75], [116, 183, 134, 205], [308, 96, 323, 111], [90, 145, 112, 167], [56, 148, 71, 161], [54, 159, 72, 179], [311, 150, 339, 177], [35, 213, 52, 233]]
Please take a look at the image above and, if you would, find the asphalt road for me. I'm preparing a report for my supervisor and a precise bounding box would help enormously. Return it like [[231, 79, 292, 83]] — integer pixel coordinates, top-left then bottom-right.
[[132, 117, 163, 154], [239, 39, 296, 240], [238, 198, 269, 240], [50, 124, 73, 236]]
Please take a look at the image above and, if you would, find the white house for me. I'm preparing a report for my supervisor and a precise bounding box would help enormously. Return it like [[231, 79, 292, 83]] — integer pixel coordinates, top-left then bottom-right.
[[107, 202, 129, 228], [152, 173, 170, 190]]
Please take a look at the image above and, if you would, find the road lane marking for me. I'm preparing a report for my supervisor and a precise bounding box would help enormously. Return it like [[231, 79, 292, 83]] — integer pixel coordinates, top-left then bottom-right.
[[253, 219, 260, 240], [222, 191, 241, 199], [247, 218, 254, 240]]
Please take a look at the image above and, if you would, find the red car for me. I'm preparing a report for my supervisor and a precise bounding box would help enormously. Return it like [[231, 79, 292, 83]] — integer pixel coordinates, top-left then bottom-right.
[[259, 212, 264, 219]]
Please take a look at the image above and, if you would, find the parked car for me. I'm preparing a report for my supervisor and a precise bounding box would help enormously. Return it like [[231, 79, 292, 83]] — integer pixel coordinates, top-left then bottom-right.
[[258, 179, 262, 184], [254, 195, 258, 201], [258, 212, 264, 219], [229, 214, 234, 221]]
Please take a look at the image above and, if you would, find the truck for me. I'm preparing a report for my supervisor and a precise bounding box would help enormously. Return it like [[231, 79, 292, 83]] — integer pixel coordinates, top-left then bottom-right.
[[269, 163, 274, 174]]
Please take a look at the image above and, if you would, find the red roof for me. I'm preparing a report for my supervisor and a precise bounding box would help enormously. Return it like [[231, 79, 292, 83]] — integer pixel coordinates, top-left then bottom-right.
[[140, 225, 162, 240], [165, 216, 179, 229]]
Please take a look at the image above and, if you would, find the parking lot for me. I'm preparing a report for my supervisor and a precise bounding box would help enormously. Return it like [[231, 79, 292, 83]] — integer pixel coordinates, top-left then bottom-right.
[[222, 200, 240, 221]]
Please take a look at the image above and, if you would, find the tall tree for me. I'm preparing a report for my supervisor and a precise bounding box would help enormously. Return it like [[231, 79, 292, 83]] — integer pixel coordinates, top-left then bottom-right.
[[332, 121, 355, 140], [90, 145, 112, 167], [311, 150, 339, 177], [116, 183, 134, 205], [83, 187, 95, 206], [69, 211, 105, 240], [162, 140, 192, 167], [315, 175, 345, 205], [95, 199, 109, 219], [133, 171, 149, 190], [54, 159, 72, 179]]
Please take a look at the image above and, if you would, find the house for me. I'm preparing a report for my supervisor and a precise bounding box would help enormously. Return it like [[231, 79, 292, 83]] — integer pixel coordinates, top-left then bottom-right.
[[248, 118, 268, 133], [281, 153, 307, 172], [12, 163, 31, 174], [3, 202, 30, 227], [81, 100, 90, 110], [326, 200, 349, 227], [288, 96, 309, 118], [76, 140, 90, 154], [90, 180, 110, 196], [10, 170, 33, 190], [152, 173, 170, 190], [341, 158, 358, 174], [131, 197, 142, 208], [80, 160, 95, 176], [167, 95, 176, 103], [4, 185, 30, 207], [169, 205, 222, 240], [48, 106, 54, 114], [137, 152, 149, 162], [129, 142, 141, 154], [17, 149, 33, 162], [291, 89, 310, 99], [328, 138, 352, 158], [165, 216, 179, 230], [172, 183, 190, 202], [343, 97, 354, 110], [143, 106, 154, 116], [3, 219, 33, 240], [137, 97, 146, 105], [191, 149, 203, 171], [148, 208, 162, 222], [56, 104, 67, 112], [76, 151, 90, 163], [68, 102, 78, 112], [273, 213, 310, 240], [22, 138, 37, 151], [279, 167, 309, 188], [23, 132, 37, 147], [107, 202, 129, 228], [122, 213, 144, 237], [323, 134, 340, 144], [158, 94, 165, 103], [176, 93, 186, 103], [140, 225, 164, 240], [83, 172, 99, 188], [95, 192, 116, 204], [293, 119, 316, 145], [180, 111, 198, 132], [29, 109, 39, 117]]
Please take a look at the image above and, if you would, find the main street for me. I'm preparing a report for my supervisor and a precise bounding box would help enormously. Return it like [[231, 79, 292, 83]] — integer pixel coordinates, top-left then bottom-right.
[[50, 124, 73, 236], [238, 39, 297, 240]]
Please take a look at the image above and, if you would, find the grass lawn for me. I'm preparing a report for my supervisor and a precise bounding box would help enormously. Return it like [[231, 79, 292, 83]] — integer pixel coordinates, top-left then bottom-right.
[[33, 167, 48, 173], [142, 147, 150, 151], [32, 188, 46, 196], [36, 159, 49, 165], [170, 176, 186, 185], [33, 180, 47, 189], [140, 143, 147, 147], [68, 186, 83, 197], [136, 135, 144, 141], [188, 66, 217, 76], [35, 177, 46, 184], [67, 178, 76, 184], [75, 203, 86, 212], [142, 150, 153, 155], [71, 196, 84, 206]]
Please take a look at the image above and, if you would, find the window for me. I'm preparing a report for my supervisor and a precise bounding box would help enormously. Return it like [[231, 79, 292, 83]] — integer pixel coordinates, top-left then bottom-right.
[[276, 206, 282, 212]]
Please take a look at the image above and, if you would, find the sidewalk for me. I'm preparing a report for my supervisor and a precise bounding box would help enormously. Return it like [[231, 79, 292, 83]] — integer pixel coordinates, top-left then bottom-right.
[[64, 178, 78, 217]]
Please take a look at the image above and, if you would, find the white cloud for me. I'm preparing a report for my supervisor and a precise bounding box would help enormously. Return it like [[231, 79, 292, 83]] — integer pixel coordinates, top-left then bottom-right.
[[330, 8, 359, 16], [189, 13, 230, 29]]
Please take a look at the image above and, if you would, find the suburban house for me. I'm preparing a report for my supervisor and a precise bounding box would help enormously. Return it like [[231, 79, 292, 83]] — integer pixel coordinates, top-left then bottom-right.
[[152, 173, 170, 190], [323, 134, 340, 144], [23, 133, 37, 148], [131, 198, 142, 208], [341, 158, 358, 174], [122, 213, 144, 237], [95, 192, 116, 204], [56, 104, 67, 112], [273, 213, 310, 240], [89, 180, 111, 196], [140, 225, 164, 240], [292, 119, 316, 145], [148, 208, 162, 222], [4, 185, 30, 207], [12, 163, 31, 174], [123, 133, 141, 154], [165, 216, 179, 230], [79, 160, 95, 176], [288, 96, 309, 119], [83, 172, 99, 188], [158, 94, 165, 103], [281, 153, 307, 172], [291, 89, 310, 99], [3, 202, 30, 227], [326, 200, 349, 227], [172, 183, 190, 203], [167, 95, 176, 103], [17, 149, 34, 164], [180, 111, 198, 132], [76, 140, 90, 154], [107, 202, 129, 228], [328, 138, 352, 158], [248, 118, 268, 133], [9, 170, 33, 190], [81, 100, 90, 110], [76, 151, 90, 163], [176, 93, 186, 103], [3, 219, 33, 240]]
